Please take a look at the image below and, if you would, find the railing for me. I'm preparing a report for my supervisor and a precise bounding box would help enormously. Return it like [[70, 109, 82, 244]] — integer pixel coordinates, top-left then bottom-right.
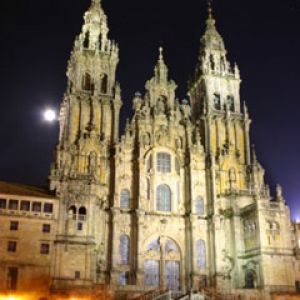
[[131, 288, 167, 300]]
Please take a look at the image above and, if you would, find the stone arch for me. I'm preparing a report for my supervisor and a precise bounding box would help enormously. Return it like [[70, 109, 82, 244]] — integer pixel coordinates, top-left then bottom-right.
[[101, 73, 108, 93], [245, 269, 256, 289]]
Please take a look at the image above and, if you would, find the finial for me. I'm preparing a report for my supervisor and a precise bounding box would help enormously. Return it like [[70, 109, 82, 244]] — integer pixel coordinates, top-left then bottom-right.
[[208, 1, 213, 19], [206, 0, 216, 27], [159, 46, 164, 62]]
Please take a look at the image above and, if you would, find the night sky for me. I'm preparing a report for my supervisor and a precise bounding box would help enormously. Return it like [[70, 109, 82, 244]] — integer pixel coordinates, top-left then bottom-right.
[[0, 0, 299, 218]]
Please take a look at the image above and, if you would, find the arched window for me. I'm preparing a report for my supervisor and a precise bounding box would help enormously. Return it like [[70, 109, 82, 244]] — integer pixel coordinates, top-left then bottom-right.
[[82, 73, 93, 91], [157, 153, 171, 173], [245, 270, 255, 289], [78, 206, 87, 221], [101, 74, 108, 94], [68, 206, 77, 220], [195, 197, 204, 215], [156, 185, 171, 212], [83, 31, 90, 48], [165, 240, 178, 253], [196, 239, 206, 269], [119, 235, 130, 265], [120, 189, 130, 209]]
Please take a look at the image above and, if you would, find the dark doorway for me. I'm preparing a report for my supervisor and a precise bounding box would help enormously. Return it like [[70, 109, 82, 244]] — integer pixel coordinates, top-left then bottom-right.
[[7, 267, 18, 290], [245, 270, 255, 289]]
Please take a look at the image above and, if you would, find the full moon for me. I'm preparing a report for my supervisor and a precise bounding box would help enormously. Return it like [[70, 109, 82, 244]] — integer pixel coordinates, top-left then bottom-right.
[[44, 109, 57, 122]]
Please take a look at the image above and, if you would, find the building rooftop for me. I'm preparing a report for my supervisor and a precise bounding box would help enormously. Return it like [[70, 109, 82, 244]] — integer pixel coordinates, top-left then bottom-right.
[[0, 181, 55, 199]]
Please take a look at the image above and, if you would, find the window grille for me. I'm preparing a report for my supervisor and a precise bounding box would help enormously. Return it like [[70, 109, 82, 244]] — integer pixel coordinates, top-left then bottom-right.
[[157, 153, 171, 173]]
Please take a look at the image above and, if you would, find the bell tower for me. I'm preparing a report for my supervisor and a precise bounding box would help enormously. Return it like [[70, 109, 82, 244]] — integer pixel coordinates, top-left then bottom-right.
[[49, 0, 121, 290], [189, 5, 251, 195]]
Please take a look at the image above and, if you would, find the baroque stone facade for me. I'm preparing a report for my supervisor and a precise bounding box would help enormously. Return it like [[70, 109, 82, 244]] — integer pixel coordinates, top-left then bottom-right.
[[1, 0, 300, 298]]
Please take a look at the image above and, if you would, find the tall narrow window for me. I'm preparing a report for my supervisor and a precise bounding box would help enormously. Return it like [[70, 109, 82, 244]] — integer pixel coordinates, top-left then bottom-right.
[[68, 206, 77, 220], [78, 206, 87, 221], [195, 197, 204, 215], [82, 73, 93, 91], [83, 31, 90, 48], [157, 185, 171, 212], [119, 235, 130, 265], [210, 54, 215, 71], [7, 267, 18, 290], [144, 260, 160, 287], [213, 94, 221, 110], [101, 74, 108, 94], [227, 96, 235, 112], [157, 153, 171, 173], [196, 239, 206, 269], [120, 189, 130, 209]]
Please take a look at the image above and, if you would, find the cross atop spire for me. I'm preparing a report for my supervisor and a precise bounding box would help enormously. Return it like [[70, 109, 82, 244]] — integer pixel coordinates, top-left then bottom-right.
[[206, 1, 216, 29], [154, 47, 168, 84]]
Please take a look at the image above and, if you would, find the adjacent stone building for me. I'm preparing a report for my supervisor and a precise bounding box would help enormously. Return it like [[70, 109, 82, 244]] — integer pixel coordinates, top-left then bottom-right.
[[0, 0, 299, 298]]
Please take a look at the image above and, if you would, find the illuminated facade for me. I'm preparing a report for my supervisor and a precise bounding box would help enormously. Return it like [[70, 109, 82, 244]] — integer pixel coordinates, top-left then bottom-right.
[[1, 0, 300, 298]]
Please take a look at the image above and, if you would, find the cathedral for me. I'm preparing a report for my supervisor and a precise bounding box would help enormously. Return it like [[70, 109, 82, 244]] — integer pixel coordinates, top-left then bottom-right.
[[0, 0, 300, 299]]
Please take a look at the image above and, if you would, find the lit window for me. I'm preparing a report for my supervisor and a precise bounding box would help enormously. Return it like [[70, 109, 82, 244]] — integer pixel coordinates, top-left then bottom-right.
[[157, 153, 171, 173], [157, 185, 171, 212], [120, 189, 130, 209], [44, 203, 53, 213], [43, 224, 51, 233], [20, 201, 30, 211], [32, 202, 41, 212], [9, 200, 18, 210], [10, 221, 19, 231], [7, 241, 17, 252], [40, 243, 50, 255], [0, 199, 6, 209]]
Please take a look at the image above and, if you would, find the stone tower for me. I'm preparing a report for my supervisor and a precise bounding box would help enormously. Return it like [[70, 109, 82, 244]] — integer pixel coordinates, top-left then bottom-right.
[[189, 6, 295, 293], [49, 0, 121, 290]]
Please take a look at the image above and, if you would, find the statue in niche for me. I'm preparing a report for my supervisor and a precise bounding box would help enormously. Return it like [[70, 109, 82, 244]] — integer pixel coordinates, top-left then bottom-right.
[[155, 96, 166, 115], [222, 249, 234, 279], [89, 152, 97, 176], [276, 184, 283, 200], [176, 138, 182, 149], [143, 133, 151, 146]]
